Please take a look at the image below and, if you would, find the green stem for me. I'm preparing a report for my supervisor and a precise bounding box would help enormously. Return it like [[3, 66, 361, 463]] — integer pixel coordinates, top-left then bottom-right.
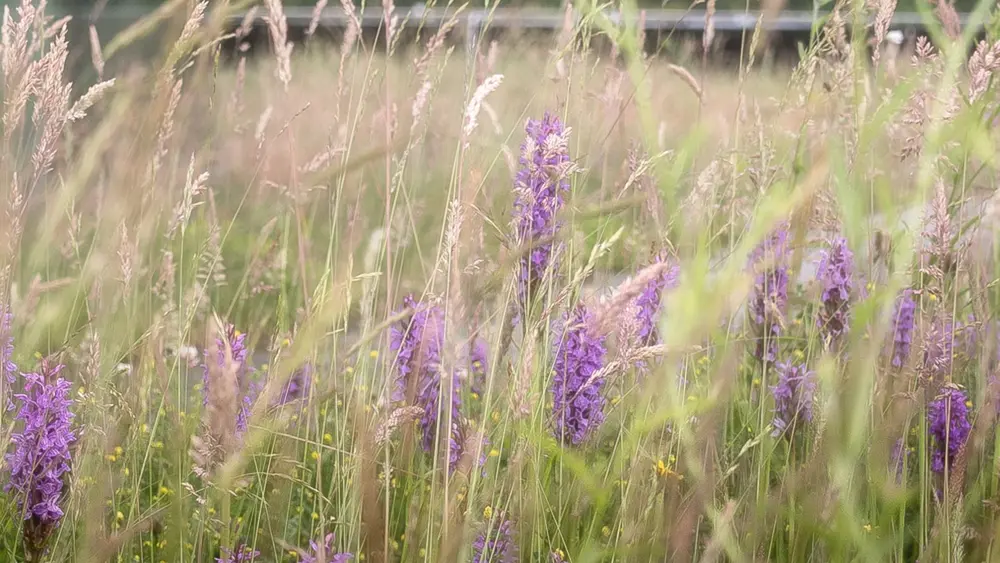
[[221, 491, 232, 553]]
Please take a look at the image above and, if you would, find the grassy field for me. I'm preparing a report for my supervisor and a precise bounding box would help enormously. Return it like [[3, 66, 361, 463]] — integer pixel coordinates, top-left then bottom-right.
[[2, 0, 1000, 562]]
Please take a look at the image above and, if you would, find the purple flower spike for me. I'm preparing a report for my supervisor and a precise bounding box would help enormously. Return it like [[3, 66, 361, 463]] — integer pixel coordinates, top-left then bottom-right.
[[389, 296, 466, 470], [273, 364, 313, 407], [634, 255, 680, 348], [512, 113, 572, 307], [748, 225, 790, 363], [388, 295, 443, 404], [552, 305, 609, 445], [418, 369, 463, 467], [927, 386, 972, 473], [301, 533, 354, 563], [816, 236, 854, 341], [770, 360, 816, 438], [5, 360, 75, 559], [217, 544, 260, 563], [472, 516, 517, 563], [890, 290, 916, 368]]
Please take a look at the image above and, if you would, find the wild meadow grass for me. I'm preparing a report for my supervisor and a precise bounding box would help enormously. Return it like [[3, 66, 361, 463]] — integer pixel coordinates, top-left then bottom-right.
[[4, 0, 1000, 561]]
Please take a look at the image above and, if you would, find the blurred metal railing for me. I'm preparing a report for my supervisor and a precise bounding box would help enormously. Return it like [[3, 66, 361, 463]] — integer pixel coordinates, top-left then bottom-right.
[[72, 5, 968, 53]]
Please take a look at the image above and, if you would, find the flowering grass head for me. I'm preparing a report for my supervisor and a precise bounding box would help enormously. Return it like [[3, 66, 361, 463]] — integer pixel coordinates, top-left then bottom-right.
[[927, 385, 972, 474], [201, 324, 255, 436], [552, 304, 609, 445], [4, 359, 75, 560], [922, 318, 955, 381]]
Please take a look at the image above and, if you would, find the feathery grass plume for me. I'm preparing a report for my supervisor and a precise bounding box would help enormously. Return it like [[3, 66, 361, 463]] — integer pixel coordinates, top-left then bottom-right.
[[702, 0, 716, 57], [770, 360, 815, 438], [374, 405, 424, 446], [217, 544, 260, 562], [66, 78, 115, 123], [967, 40, 1000, 102], [192, 323, 240, 478], [871, 0, 898, 67], [306, 0, 328, 38], [414, 15, 459, 81], [816, 236, 854, 343], [472, 513, 517, 563], [29, 23, 71, 185], [463, 74, 504, 141], [512, 114, 572, 310], [924, 181, 954, 286], [151, 78, 183, 182], [927, 385, 972, 474], [748, 223, 790, 363], [301, 533, 353, 562], [200, 324, 256, 436], [922, 319, 955, 381], [930, 0, 961, 40], [334, 0, 359, 117], [1, 307, 16, 410], [890, 289, 916, 367], [5, 359, 75, 561], [235, 7, 258, 40], [264, 0, 293, 92], [552, 304, 609, 446]]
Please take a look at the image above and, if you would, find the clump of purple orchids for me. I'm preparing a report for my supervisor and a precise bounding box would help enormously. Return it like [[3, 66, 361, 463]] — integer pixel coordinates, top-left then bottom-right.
[[551, 304, 608, 446], [472, 514, 517, 563], [927, 385, 972, 474], [770, 360, 816, 438], [389, 295, 472, 471], [5, 358, 75, 560]]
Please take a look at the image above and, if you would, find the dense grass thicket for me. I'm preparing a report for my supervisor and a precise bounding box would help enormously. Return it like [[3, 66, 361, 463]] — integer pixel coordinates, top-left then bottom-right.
[[5, 0, 1000, 561]]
